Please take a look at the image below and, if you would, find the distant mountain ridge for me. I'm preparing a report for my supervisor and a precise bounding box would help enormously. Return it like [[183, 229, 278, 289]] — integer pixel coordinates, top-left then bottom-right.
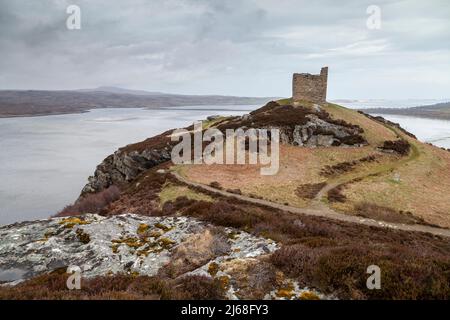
[[362, 101, 450, 120], [76, 86, 166, 96], [0, 88, 280, 118]]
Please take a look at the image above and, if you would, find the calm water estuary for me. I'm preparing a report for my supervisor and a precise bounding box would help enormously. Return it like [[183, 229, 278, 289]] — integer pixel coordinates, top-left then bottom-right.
[[0, 104, 448, 225]]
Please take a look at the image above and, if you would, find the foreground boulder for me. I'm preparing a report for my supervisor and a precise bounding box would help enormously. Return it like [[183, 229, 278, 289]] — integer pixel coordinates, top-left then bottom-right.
[[0, 213, 334, 299], [0, 215, 276, 289]]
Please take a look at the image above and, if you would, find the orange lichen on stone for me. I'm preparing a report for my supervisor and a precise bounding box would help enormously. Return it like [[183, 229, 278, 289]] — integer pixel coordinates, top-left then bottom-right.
[[208, 262, 219, 276], [298, 291, 320, 300], [217, 275, 230, 290], [276, 281, 295, 299], [137, 223, 149, 235], [154, 222, 172, 232], [59, 217, 90, 228]]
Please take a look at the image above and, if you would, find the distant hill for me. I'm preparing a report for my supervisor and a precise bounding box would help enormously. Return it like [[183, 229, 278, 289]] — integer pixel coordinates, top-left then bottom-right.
[[0, 89, 279, 118], [76, 86, 165, 96], [362, 101, 450, 120]]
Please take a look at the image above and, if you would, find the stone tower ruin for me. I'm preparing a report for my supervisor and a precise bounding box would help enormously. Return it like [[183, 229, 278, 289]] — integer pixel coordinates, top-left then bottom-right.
[[292, 67, 328, 104]]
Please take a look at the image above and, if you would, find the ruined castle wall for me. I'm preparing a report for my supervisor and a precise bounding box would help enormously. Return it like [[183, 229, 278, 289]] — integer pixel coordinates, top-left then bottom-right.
[[292, 67, 328, 103]]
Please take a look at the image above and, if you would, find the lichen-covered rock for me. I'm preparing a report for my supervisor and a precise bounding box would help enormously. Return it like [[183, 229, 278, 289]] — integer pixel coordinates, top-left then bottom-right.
[[288, 114, 365, 147], [0, 214, 278, 285], [82, 148, 172, 194], [265, 279, 334, 300]]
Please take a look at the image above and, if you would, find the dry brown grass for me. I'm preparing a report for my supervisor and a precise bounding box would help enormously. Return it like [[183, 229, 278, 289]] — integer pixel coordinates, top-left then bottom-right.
[[159, 183, 213, 207], [180, 103, 450, 228], [160, 228, 230, 278], [180, 144, 383, 208], [323, 103, 397, 145], [333, 138, 450, 228]]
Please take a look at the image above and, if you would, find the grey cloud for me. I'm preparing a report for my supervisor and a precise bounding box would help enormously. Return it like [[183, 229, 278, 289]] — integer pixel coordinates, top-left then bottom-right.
[[0, 0, 448, 98]]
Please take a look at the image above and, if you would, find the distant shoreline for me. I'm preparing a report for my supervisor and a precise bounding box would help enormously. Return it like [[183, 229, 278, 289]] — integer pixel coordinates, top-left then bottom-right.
[[0, 110, 91, 119], [0, 89, 278, 119], [0, 105, 257, 119], [363, 107, 450, 121]]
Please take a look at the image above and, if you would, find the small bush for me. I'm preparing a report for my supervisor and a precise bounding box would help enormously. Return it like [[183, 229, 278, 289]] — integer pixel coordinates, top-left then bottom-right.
[[321, 155, 377, 177], [56, 185, 120, 216], [354, 202, 425, 225], [175, 275, 226, 300], [381, 139, 410, 155], [0, 273, 226, 300], [339, 135, 366, 145], [226, 188, 242, 195], [321, 162, 356, 176], [327, 185, 347, 203], [209, 181, 222, 189], [296, 182, 326, 199]]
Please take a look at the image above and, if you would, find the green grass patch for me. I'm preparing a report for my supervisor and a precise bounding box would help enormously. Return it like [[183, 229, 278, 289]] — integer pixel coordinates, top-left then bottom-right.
[[159, 183, 213, 207], [276, 98, 292, 105]]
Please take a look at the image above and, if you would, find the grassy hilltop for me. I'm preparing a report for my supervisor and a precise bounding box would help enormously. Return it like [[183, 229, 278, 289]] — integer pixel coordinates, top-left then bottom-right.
[[179, 99, 450, 229]]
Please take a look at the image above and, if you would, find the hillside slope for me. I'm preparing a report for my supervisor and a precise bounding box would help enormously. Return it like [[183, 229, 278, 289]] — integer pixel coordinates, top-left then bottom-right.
[[3, 99, 450, 300], [81, 99, 450, 228], [180, 100, 450, 228]]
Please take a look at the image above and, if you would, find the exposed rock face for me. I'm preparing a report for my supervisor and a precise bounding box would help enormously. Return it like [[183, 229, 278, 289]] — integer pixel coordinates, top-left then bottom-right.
[[0, 214, 335, 300], [81, 147, 172, 195], [0, 214, 278, 286], [283, 114, 365, 147]]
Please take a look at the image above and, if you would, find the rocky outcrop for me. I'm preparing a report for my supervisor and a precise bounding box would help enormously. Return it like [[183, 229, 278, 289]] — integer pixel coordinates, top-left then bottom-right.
[[220, 102, 367, 148], [282, 114, 366, 147], [81, 144, 172, 195], [0, 214, 334, 300], [0, 214, 277, 286]]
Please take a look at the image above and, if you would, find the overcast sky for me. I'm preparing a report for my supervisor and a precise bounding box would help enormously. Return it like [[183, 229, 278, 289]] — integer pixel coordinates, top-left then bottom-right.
[[0, 0, 449, 99]]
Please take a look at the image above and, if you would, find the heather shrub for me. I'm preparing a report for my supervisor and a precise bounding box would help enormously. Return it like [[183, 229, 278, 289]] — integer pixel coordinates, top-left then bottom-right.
[[165, 194, 450, 299], [0, 273, 225, 300], [354, 202, 425, 224], [56, 185, 120, 216], [339, 135, 366, 145], [186, 200, 264, 230], [226, 188, 242, 195], [381, 139, 410, 155], [327, 185, 347, 203], [271, 244, 450, 299], [296, 182, 326, 199], [209, 181, 222, 189], [174, 275, 226, 300], [246, 261, 278, 299], [97, 167, 450, 300]]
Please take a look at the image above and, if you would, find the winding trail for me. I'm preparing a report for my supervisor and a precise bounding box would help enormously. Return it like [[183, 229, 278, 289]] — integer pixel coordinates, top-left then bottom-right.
[[171, 171, 450, 238]]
